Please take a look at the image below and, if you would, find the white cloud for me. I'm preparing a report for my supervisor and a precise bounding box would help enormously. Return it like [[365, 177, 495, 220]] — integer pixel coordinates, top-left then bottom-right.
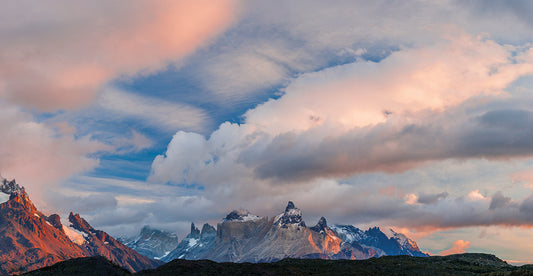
[[98, 88, 210, 133]]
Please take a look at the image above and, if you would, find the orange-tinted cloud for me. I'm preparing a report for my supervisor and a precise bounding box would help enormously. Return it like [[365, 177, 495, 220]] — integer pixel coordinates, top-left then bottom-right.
[[439, 240, 471, 255], [0, 0, 237, 111]]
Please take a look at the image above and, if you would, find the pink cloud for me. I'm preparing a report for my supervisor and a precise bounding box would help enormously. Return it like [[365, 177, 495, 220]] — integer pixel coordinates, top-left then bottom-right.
[[0, 0, 237, 111], [0, 103, 111, 205], [439, 240, 471, 255]]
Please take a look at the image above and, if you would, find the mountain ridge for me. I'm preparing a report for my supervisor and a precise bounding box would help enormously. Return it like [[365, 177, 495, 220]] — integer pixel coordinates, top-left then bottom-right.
[[0, 178, 161, 275], [133, 201, 428, 263]]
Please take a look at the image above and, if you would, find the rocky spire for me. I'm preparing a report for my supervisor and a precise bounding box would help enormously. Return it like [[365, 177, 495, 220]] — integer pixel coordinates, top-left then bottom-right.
[[1, 178, 24, 195], [69, 212, 95, 233], [285, 201, 296, 212], [275, 201, 306, 228], [201, 223, 216, 237], [189, 222, 200, 239], [310, 217, 328, 233]]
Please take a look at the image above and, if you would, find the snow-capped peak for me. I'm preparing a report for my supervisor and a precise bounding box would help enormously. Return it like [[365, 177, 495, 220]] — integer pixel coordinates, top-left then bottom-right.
[[222, 209, 262, 222], [330, 224, 366, 243], [384, 228, 420, 251], [274, 201, 306, 228]]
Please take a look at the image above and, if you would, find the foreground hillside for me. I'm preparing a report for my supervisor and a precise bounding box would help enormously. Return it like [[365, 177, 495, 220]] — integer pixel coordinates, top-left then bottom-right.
[[23, 253, 533, 276]]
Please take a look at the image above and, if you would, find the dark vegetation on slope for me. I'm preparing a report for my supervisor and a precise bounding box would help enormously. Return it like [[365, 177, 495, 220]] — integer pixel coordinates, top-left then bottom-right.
[[21, 256, 130, 276], [23, 253, 533, 276]]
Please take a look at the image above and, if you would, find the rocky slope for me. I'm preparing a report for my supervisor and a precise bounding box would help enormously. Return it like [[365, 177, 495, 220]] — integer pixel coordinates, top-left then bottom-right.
[[119, 226, 179, 260], [0, 178, 161, 275]]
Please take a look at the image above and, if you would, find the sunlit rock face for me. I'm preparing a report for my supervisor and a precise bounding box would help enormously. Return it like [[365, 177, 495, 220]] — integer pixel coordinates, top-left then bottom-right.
[[159, 201, 428, 263], [0, 179, 161, 275]]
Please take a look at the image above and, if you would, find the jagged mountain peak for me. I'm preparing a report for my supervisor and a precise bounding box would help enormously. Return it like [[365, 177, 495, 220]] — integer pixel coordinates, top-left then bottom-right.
[[285, 201, 296, 212], [122, 226, 179, 260], [190, 222, 200, 238], [310, 217, 328, 233], [275, 201, 306, 228], [222, 209, 262, 222], [68, 212, 95, 234], [201, 223, 216, 235], [46, 214, 63, 230], [0, 178, 35, 212], [1, 177, 24, 195], [384, 228, 421, 252]]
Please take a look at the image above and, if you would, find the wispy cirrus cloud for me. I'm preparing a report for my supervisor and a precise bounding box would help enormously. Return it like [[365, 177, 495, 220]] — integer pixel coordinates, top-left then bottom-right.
[[98, 88, 210, 133]]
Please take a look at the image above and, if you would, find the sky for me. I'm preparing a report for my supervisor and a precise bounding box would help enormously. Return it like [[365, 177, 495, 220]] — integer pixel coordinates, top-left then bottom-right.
[[2, 0, 533, 263]]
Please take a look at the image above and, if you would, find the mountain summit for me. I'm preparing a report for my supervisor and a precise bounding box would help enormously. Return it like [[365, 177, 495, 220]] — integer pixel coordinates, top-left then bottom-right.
[[0, 178, 161, 275], [275, 201, 306, 228]]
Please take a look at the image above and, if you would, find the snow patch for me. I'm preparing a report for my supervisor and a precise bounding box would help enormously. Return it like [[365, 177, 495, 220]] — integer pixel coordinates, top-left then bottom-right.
[[155, 250, 172, 260], [330, 225, 365, 243], [0, 192, 10, 204], [222, 209, 262, 222], [60, 217, 88, 245], [188, 238, 198, 248], [34, 213, 40, 218], [62, 225, 86, 245]]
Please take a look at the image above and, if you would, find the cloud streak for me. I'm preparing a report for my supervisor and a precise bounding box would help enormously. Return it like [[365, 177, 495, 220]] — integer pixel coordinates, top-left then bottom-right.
[[99, 88, 210, 133], [0, 0, 237, 111]]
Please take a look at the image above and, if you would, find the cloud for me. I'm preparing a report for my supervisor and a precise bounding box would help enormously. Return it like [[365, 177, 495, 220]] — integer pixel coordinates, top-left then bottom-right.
[[52, 176, 217, 237], [417, 192, 449, 205], [0, 102, 110, 204], [489, 191, 513, 210], [98, 88, 209, 133], [439, 240, 471, 255], [0, 0, 237, 111], [112, 130, 154, 154], [150, 34, 533, 187]]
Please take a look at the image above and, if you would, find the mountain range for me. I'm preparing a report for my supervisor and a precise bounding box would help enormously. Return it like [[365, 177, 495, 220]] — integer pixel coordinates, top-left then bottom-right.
[[124, 201, 427, 263]]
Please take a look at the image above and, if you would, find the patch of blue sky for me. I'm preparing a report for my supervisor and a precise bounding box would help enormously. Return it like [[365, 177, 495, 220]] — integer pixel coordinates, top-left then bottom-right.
[[87, 153, 156, 181]]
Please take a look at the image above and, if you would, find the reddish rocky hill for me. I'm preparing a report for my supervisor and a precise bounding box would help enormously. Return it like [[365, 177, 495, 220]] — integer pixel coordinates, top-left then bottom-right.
[[0, 178, 161, 275]]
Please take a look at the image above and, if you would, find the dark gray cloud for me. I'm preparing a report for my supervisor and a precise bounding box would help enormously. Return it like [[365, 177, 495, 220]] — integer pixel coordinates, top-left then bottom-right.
[[418, 192, 449, 205], [489, 191, 513, 210], [519, 194, 533, 215]]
